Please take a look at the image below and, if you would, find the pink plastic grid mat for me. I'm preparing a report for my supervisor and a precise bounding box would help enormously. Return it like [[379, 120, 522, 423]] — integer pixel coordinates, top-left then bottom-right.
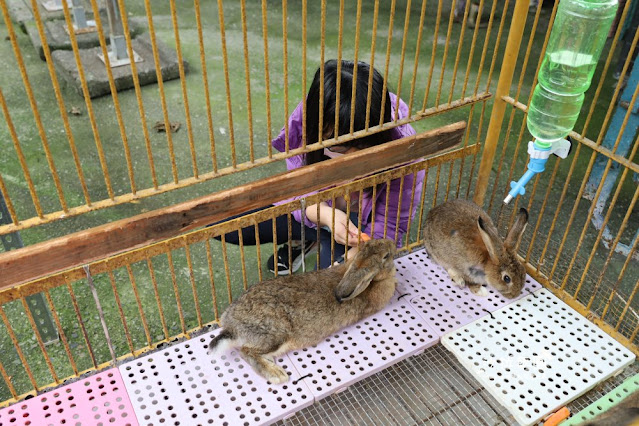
[[395, 248, 543, 336], [287, 291, 440, 400], [0, 368, 138, 426], [119, 330, 314, 426]]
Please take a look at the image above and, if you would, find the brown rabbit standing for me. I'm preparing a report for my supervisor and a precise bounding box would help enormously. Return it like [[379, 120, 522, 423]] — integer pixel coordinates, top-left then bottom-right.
[[207, 239, 397, 384], [423, 199, 528, 299]]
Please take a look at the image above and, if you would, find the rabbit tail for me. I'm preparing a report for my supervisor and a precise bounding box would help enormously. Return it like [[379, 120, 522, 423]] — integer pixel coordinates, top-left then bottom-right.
[[207, 329, 237, 357]]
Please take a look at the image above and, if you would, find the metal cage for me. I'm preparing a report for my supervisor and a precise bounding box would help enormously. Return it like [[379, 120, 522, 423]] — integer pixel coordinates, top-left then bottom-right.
[[0, 0, 637, 421]]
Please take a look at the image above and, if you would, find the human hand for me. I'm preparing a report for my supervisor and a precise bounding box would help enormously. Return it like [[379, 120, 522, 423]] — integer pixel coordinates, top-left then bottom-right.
[[330, 209, 359, 247]]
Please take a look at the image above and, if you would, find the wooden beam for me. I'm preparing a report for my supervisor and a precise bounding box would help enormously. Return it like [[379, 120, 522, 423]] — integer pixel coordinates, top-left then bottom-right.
[[0, 122, 466, 288]]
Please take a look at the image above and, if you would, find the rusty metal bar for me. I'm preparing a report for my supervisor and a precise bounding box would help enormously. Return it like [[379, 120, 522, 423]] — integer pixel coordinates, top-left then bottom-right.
[[379, 0, 397, 127], [20, 297, 59, 383], [408, 0, 428, 116], [365, 0, 380, 131], [169, 0, 198, 178], [302, 0, 308, 148], [282, 0, 290, 154], [0, 305, 39, 390], [422, 0, 443, 111], [32, 0, 93, 202], [474, 0, 530, 205], [64, 281, 97, 368], [143, 0, 179, 182], [240, 0, 255, 163], [261, 0, 273, 157], [0, 0, 68, 211], [334, 0, 345, 144], [220, 235, 233, 302], [447, 0, 472, 104], [0, 86, 44, 219], [435, 0, 460, 106], [194, 0, 218, 172], [44, 290, 79, 376], [205, 239, 220, 321], [167, 251, 187, 335], [394, 0, 412, 122], [184, 243, 203, 328], [107, 270, 135, 354], [349, 0, 363, 135], [125, 265, 152, 346], [147, 258, 169, 340], [115, 0, 158, 189], [216, 0, 237, 168]]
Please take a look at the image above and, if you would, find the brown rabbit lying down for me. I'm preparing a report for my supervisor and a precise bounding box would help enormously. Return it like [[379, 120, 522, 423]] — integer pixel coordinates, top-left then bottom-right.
[[423, 199, 528, 299], [207, 239, 397, 384], [581, 389, 639, 426]]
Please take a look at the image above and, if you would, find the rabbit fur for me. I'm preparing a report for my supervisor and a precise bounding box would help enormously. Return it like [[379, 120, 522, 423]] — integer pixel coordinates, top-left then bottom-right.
[[423, 199, 528, 299], [581, 389, 639, 425], [207, 239, 397, 384]]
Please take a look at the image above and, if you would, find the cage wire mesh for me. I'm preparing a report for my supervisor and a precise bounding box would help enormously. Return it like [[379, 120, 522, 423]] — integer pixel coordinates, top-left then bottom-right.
[[279, 344, 515, 426]]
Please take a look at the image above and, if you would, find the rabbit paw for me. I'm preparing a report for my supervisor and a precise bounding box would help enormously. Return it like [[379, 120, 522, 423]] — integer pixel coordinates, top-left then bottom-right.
[[446, 269, 466, 287], [469, 284, 489, 297], [266, 365, 290, 385]]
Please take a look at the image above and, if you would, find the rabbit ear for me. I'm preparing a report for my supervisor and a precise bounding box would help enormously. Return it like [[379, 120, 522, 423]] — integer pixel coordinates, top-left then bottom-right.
[[477, 216, 501, 264], [334, 253, 378, 302], [505, 208, 529, 250]]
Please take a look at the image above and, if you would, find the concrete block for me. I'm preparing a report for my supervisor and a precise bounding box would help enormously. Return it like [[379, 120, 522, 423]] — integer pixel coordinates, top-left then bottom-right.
[[51, 33, 187, 99], [6, 0, 106, 34], [5, 0, 33, 33], [24, 10, 143, 60]]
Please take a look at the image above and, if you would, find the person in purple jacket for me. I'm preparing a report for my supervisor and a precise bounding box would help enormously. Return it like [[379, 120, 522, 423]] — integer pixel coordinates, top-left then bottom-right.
[[219, 59, 424, 274]]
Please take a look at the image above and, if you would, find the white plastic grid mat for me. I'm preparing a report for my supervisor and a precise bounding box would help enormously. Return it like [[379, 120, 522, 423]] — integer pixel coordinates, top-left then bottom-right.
[[395, 249, 542, 336], [441, 288, 636, 425], [119, 330, 314, 426], [287, 291, 439, 400]]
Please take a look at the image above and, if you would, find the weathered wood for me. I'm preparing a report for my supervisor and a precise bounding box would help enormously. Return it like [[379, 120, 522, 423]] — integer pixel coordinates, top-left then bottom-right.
[[0, 122, 465, 288]]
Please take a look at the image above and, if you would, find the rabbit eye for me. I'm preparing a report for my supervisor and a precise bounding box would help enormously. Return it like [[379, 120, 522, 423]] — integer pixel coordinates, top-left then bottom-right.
[[503, 274, 511, 284], [383, 253, 390, 261]]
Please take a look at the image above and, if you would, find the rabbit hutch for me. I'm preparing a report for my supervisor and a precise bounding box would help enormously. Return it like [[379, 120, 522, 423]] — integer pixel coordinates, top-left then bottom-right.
[[0, 0, 637, 424]]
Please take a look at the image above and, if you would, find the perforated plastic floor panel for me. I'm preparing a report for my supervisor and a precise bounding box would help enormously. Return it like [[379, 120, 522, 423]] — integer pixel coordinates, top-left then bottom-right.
[[119, 329, 314, 426], [0, 368, 137, 426], [442, 288, 636, 426], [288, 291, 439, 400], [395, 249, 543, 336]]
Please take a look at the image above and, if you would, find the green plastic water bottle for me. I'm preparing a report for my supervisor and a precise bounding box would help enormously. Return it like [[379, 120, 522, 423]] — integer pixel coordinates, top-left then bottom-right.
[[527, 0, 618, 148], [506, 0, 618, 204]]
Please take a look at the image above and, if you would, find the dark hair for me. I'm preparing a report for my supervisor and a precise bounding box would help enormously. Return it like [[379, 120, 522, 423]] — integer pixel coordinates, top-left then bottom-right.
[[305, 60, 394, 165]]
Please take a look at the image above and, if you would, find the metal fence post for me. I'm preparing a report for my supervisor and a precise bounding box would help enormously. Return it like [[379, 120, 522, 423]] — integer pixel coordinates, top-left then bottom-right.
[[0, 194, 59, 345], [473, 0, 531, 206], [71, 0, 88, 29], [98, 0, 140, 66]]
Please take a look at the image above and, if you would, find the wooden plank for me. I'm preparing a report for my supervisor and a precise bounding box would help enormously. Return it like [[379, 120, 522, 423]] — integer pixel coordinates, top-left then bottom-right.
[[0, 122, 465, 288]]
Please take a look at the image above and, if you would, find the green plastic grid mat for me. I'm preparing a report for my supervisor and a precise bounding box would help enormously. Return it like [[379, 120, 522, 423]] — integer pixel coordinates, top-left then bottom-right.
[[564, 373, 639, 425]]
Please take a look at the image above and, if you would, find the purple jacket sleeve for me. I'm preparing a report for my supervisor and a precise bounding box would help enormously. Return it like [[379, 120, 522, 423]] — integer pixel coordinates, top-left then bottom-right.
[[370, 170, 425, 247], [271, 101, 320, 229], [369, 95, 420, 247]]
